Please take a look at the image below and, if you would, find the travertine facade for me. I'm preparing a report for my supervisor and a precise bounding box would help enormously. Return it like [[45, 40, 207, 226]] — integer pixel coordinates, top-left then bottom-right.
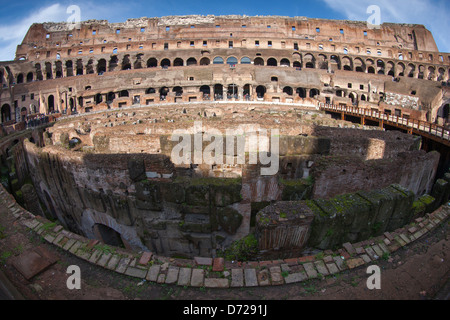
[[1, 15, 449, 127]]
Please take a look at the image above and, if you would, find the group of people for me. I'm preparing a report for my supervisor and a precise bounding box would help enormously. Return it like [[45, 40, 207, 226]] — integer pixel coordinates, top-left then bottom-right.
[[25, 114, 50, 129]]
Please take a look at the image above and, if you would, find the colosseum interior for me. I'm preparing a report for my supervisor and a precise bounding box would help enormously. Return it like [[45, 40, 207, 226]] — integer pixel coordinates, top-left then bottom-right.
[[1, 15, 449, 263]]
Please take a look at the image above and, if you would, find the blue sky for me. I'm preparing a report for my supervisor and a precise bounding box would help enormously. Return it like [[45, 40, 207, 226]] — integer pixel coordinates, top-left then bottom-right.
[[0, 0, 448, 61]]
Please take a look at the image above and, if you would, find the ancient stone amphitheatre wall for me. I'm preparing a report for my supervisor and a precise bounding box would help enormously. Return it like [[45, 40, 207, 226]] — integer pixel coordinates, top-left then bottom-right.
[[17, 103, 442, 258]]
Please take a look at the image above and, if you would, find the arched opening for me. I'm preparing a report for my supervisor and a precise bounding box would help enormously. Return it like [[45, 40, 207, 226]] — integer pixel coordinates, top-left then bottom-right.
[[227, 84, 238, 99], [146, 88, 156, 94], [226, 57, 238, 66], [45, 62, 53, 79], [283, 86, 293, 95], [243, 84, 251, 99], [267, 58, 277, 66], [173, 86, 183, 97], [160, 87, 169, 100], [336, 90, 344, 97], [66, 60, 74, 77], [76, 59, 84, 75], [186, 57, 197, 66], [97, 59, 106, 74], [95, 94, 103, 104], [304, 54, 315, 69], [214, 84, 223, 100], [161, 59, 171, 68], [108, 56, 118, 72], [293, 61, 301, 68], [121, 55, 132, 70], [20, 107, 27, 122], [199, 57, 210, 66], [407, 64, 416, 78], [318, 54, 328, 69], [1, 104, 11, 122], [147, 58, 157, 68], [55, 61, 63, 78], [213, 57, 224, 64], [310, 89, 320, 99], [240, 57, 251, 64], [349, 92, 357, 104], [93, 224, 125, 248], [254, 57, 264, 66], [367, 66, 375, 74], [361, 94, 366, 101], [107, 92, 115, 103], [86, 60, 94, 74], [256, 85, 266, 99], [428, 66, 436, 80], [17, 73, 24, 84], [48, 95, 55, 113], [297, 88, 307, 98], [119, 90, 129, 98], [200, 85, 210, 100], [280, 58, 290, 67], [443, 104, 449, 121], [173, 58, 184, 67], [134, 54, 144, 69], [26, 72, 34, 83]]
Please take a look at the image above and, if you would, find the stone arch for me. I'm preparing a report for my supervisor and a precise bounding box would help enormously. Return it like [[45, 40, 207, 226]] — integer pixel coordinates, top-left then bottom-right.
[[256, 85, 266, 98], [173, 58, 184, 67], [386, 61, 395, 76], [254, 57, 264, 66], [26, 72, 34, 83], [1, 104, 11, 122], [147, 57, 158, 68], [48, 95, 55, 113], [146, 88, 156, 94], [134, 54, 144, 69], [349, 92, 357, 104], [317, 54, 328, 69], [121, 55, 132, 70], [80, 209, 147, 251], [200, 57, 210, 65], [97, 59, 107, 74], [280, 58, 290, 67], [267, 58, 277, 66], [226, 56, 238, 65], [397, 62, 406, 76], [310, 88, 320, 98], [418, 65, 426, 79], [161, 58, 171, 68], [95, 93, 102, 104], [437, 67, 446, 81], [240, 56, 251, 64], [173, 86, 183, 96], [45, 62, 53, 79], [296, 88, 307, 98], [160, 87, 169, 100], [55, 61, 63, 78], [354, 58, 365, 72], [17, 73, 24, 84], [200, 85, 210, 97], [427, 66, 436, 80], [119, 90, 129, 98], [186, 57, 197, 66], [76, 59, 84, 75], [342, 56, 353, 71], [214, 84, 223, 99], [303, 53, 315, 69], [86, 59, 94, 74], [283, 86, 293, 95], [407, 63, 416, 77], [213, 56, 224, 64], [376, 59, 385, 74], [66, 60, 74, 77]]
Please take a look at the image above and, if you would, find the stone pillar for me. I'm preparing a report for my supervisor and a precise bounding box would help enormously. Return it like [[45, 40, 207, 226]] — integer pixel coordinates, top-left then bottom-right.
[[255, 201, 314, 259]]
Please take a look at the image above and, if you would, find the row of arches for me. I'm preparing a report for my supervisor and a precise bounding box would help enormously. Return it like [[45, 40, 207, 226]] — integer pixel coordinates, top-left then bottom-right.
[[3, 52, 450, 85]]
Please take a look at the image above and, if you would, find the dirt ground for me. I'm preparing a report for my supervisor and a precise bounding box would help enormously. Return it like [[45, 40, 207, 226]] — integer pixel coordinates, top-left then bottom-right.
[[0, 202, 449, 304]]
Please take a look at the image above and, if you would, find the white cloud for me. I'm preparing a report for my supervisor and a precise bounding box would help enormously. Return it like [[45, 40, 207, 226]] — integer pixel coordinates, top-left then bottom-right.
[[0, 1, 131, 61], [320, 0, 450, 53]]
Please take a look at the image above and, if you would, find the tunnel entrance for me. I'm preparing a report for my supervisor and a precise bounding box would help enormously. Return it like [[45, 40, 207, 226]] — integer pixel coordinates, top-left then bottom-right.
[[93, 223, 125, 248]]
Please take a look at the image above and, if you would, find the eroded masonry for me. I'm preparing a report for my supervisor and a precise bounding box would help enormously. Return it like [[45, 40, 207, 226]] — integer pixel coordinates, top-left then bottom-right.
[[1, 16, 449, 260]]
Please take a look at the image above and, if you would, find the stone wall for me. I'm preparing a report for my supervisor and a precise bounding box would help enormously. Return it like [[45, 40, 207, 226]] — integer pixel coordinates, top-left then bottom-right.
[[311, 150, 440, 199]]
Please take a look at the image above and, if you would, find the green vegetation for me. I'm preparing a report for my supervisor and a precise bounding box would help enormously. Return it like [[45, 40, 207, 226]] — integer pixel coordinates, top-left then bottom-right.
[[219, 234, 258, 262]]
